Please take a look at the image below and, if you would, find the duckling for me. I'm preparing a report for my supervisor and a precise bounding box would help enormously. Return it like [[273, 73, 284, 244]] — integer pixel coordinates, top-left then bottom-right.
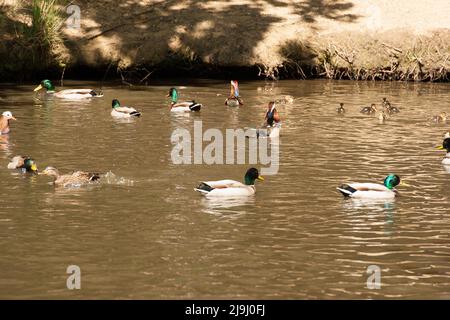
[[377, 110, 388, 122], [381, 97, 390, 108], [431, 112, 447, 123], [0, 111, 16, 134], [336, 103, 345, 114], [34, 79, 103, 99], [382, 98, 400, 114], [41, 166, 101, 187], [7, 155, 38, 173], [110, 99, 141, 118], [361, 104, 377, 114]]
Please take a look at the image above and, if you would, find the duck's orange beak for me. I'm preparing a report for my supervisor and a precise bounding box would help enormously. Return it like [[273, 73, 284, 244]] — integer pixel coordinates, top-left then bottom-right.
[[10, 116, 16, 121]]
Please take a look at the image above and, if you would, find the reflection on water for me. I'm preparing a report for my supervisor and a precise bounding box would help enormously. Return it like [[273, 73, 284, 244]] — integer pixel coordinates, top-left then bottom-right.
[[0, 134, 11, 154], [342, 198, 396, 210], [0, 79, 449, 299], [200, 196, 256, 216]]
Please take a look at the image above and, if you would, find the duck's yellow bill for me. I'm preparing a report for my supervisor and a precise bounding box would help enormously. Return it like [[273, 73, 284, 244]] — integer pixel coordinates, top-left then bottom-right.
[[31, 164, 37, 171], [436, 146, 445, 150], [257, 175, 264, 181], [33, 84, 43, 92], [399, 181, 411, 187]]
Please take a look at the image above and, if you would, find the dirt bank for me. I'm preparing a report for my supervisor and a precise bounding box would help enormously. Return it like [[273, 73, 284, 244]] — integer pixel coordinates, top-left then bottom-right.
[[1, 0, 449, 81]]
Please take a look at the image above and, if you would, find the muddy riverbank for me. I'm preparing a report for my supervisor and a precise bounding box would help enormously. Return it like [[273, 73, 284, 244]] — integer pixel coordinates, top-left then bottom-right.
[[1, 0, 449, 82]]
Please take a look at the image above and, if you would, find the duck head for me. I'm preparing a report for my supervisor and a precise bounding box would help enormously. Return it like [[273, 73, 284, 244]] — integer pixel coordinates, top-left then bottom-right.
[[112, 99, 121, 109], [167, 88, 178, 103], [438, 138, 450, 152], [1, 111, 16, 121], [34, 79, 55, 92], [24, 158, 38, 173], [383, 174, 400, 190], [244, 168, 264, 185]]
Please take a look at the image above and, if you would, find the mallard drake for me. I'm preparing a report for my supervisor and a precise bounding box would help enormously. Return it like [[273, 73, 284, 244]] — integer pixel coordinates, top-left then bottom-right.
[[225, 80, 244, 107], [431, 112, 447, 123], [0, 111, 16, 134], [336, 103, 345, 114], [194, 168, 264, 197], [438, 138, 450, 165], [167, 88, 201, 112], [34, 79, 103, 99], [337, 174, 408, 199], [7, 155, 38, 173], [111, 99, 141, 118], [361, 104, 377, 114], [41, 166, 101, 187]]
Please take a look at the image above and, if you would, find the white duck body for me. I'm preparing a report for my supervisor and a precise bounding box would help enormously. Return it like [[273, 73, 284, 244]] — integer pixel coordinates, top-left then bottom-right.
[[35, 80, 103, 100], [53, 89, 103, 100], [337, 182, 397, 199], [195, 179, 256, 197], [442, 153, 450, 166], [171, 101, 202, 112], [111, 106, 141, 118]]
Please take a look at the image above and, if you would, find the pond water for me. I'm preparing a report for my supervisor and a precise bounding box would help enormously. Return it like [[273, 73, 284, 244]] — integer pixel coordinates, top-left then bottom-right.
[[0, 79, 449, 299]]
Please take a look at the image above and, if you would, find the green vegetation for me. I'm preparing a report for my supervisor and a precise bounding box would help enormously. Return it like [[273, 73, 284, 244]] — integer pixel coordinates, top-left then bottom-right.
[[0, 0, 68, 80]]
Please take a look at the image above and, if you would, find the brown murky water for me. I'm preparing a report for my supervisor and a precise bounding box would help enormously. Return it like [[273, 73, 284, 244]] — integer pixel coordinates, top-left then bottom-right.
[[0, 79, 449, 299]]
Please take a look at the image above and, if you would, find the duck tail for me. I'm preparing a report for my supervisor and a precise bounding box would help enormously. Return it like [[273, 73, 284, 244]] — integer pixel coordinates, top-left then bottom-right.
[[195, 182, 214, 194], [189, 102, 202, 112], [90, 90, 104, 97], [130, 111, 141, 117], [337, 184, 357, 197], [89, 173, 101, 181], [7, 162, 16, 169]]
